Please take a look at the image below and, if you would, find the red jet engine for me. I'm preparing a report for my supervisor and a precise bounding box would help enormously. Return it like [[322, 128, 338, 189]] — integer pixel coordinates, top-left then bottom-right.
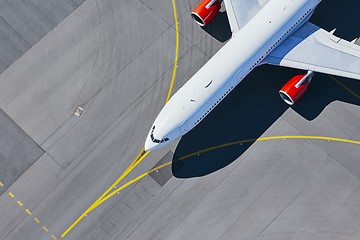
[[191, 0, 221, 26], [279, 71, 314, 105]]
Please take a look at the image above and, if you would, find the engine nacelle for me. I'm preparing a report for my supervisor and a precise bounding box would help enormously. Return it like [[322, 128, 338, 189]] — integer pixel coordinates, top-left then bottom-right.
[[279, 71, 314, 105], [191, 0, 221, 26]]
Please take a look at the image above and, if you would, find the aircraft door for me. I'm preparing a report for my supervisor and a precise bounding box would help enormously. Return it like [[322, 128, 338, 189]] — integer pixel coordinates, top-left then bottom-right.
[[179, 122, 189, 136]]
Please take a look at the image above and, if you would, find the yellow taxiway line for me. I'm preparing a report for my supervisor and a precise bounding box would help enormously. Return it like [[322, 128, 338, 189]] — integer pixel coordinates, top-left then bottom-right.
[[106, 135, 360, 195], [165, 0, 179, 104], [76, 135, 360, 212], [61, 149, 150, 238], [178, 135, 360, 160], [64, 135, 360, 236], [61, 2, 180, 237]]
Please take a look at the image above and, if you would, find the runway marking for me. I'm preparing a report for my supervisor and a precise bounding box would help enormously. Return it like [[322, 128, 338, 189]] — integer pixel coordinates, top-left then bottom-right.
[[61, 0, 180, 237], [26, 209, 32, 215], [0, 181, 3, 187], [84, 135, 360, 207], [165, 0, 179, 104], [329, 75, 360, 101], [5, 190, 57, 239], [17, 200, 23, 207]]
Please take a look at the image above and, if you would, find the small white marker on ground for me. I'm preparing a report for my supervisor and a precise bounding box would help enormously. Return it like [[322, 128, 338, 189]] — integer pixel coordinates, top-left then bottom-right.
[[74, 106, 84, 117]]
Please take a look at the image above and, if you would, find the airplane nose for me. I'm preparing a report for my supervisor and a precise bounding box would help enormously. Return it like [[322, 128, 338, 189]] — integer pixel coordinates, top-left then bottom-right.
[[144, 125, 182, 151], [144, 136, 158, 151]]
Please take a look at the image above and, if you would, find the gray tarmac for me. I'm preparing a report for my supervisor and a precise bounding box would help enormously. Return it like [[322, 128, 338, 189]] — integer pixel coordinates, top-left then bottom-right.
[[0, 0, 360, 240], [0, 0, 85, 74]]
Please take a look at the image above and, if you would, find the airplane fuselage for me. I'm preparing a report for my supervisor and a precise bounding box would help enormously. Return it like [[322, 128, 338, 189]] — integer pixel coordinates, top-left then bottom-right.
[[145, 0, 321, 151]]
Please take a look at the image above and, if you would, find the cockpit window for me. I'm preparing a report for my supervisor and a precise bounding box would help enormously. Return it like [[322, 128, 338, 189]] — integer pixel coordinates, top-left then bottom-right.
[[150, 126, 169, 143]]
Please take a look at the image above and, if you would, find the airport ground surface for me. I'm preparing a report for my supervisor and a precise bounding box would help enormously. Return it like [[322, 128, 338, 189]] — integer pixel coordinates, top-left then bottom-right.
[[0, 0, 360, 239]]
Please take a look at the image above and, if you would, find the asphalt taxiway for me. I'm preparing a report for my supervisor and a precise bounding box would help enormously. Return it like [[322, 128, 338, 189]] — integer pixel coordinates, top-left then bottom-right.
[[0, 0, 360, 240]]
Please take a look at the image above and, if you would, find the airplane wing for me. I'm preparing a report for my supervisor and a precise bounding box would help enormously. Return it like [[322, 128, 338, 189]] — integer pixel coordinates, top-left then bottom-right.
[[264, 22, 360, 80], [223, 0, 271, 33]]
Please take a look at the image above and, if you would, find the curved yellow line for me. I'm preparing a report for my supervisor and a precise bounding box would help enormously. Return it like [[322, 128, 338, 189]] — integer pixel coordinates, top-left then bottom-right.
[[178, 135, 360, 160], [165, 0, 179, 104], [61, 1, 180, 237], [61, 149, 150, 238], [66, 1, 180, 217], [88, 172, 150, 213], [82, 135, 360, 215]]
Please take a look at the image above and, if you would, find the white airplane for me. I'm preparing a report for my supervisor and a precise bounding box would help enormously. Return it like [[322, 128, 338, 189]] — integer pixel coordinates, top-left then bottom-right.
[[145, 0, 360, 151]]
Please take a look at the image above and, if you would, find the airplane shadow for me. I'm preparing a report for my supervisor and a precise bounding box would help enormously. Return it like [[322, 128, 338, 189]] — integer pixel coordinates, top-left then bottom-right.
[[172, 65, 360, 178], [172, 0, 360, 178], [201, 11, 232, 42], [310, 0, 360, 40]]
